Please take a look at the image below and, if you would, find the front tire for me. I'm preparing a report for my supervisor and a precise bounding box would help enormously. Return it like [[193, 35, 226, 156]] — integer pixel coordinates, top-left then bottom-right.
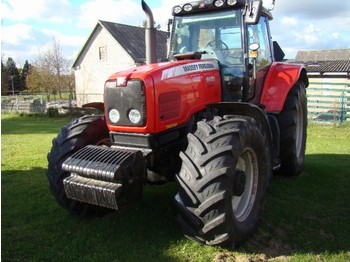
[[278, 81, 307, 176], [46, 115, 111, 216], [175, 116, 272, 248]]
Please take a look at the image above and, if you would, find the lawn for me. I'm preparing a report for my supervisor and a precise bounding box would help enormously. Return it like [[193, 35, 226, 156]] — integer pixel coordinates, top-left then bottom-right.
[[2, 114, 350, 262]]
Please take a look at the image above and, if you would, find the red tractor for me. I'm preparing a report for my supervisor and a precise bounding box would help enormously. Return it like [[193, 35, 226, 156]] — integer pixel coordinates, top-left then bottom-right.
[[47, 0, 308, 248]]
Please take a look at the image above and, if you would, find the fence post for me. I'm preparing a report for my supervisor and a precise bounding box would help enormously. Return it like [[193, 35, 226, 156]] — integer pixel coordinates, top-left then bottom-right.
[[69, 93, 72, 113], [340, 89, 346, 124], [40, 95, 45, 113], [16, 95, 19, 111]]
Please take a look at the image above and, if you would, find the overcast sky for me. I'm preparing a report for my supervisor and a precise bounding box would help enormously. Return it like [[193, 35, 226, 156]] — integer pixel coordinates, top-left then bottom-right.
[[1, 0, 350, 67]]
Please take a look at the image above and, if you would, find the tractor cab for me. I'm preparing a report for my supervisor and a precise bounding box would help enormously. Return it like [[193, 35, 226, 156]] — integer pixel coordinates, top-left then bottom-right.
[[169, 0, 275, 103]]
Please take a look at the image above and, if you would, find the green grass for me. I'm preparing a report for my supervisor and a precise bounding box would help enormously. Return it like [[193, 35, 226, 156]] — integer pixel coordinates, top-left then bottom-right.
[[2, 114, 350, 261]]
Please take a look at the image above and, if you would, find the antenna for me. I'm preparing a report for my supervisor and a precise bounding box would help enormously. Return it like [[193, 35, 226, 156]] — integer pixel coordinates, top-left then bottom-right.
[[267, 0, 275, 11]]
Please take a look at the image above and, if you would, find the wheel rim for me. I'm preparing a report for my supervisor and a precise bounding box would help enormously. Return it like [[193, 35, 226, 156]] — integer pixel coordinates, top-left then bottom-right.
[[295, 103, 304, 158], [232, 148, 258, 222]]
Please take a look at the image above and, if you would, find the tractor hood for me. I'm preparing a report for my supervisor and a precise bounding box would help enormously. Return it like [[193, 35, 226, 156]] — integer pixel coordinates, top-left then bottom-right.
[[106, 59, 220, 84], [104, 59, 221, 134]]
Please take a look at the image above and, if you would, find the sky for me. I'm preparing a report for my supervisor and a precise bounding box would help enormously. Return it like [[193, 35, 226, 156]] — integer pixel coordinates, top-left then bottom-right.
[[1, 0, 350, 67]]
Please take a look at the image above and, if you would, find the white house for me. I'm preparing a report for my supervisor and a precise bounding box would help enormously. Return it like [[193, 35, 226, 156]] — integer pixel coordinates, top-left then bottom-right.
[[72, 20, 168, 107]]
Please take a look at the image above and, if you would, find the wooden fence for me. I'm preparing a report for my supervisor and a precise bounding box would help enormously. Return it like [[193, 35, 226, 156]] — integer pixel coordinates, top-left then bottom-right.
[[1, 95, 46, 113]]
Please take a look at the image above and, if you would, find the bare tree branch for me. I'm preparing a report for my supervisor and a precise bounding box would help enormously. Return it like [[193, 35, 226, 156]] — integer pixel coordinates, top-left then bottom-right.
[[26, 38, 72, 100]]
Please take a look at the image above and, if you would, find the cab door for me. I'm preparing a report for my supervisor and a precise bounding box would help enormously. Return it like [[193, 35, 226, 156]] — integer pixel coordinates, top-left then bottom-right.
[[246, 16, 273, 104]]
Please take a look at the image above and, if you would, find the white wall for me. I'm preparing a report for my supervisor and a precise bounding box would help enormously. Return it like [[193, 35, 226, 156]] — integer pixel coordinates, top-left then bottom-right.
[[74, 25, 137, 107], [307, 76, 350, 122]]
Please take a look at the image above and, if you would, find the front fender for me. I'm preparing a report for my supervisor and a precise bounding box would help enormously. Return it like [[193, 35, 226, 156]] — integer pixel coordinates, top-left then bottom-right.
[[82, 102, 104, 112], [207, 102, 272, 146], [260, 62, 308, 113]]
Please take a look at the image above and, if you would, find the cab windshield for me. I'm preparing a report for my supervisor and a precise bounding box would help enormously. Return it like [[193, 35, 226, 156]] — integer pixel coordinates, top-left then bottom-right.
[[170, 9, 243, 66]]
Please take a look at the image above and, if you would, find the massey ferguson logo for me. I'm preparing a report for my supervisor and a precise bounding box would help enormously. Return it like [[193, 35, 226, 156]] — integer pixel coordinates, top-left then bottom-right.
[[182, 63, 215, 72], [162, 61, 219, 80]]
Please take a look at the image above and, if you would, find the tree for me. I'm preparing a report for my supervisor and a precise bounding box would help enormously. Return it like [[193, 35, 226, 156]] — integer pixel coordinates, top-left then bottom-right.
[[50, 39, 70, 99], [62, 72, 75, 99], [3, 57, 21, 95], [27, 65, 43, 97], [26, 38, 72, 101], [21, 60, 30, 90], [1, 57, 29, 95], [27, 63, 55, 101], [1, 59, 9, 94]]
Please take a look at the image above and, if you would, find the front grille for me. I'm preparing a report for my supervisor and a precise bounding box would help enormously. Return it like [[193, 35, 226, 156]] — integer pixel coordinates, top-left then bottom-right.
[[105, 80, 146, 126]]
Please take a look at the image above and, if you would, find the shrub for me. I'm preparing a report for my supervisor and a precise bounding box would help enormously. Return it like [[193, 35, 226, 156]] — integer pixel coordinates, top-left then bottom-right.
[[47, 107, 59, 117]]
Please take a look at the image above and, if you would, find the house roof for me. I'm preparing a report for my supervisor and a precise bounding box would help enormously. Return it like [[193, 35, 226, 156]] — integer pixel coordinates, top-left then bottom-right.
[[73, 20, 168, 68], [295, 49, 350, 74], [302, 60, 350, 73], [295, 49, 350, 61]]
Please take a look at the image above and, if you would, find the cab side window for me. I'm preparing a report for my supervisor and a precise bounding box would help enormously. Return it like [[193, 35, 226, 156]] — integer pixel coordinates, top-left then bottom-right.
[[247, 17, 272, 70]]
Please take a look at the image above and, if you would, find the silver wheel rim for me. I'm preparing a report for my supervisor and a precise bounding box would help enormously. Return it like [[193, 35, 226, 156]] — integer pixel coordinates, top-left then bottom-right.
[[232, 148, 258, 222]]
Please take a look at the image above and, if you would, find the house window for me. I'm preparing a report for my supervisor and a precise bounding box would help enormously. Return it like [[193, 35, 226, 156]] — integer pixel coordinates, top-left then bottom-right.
[[99, 46, 107, 61]]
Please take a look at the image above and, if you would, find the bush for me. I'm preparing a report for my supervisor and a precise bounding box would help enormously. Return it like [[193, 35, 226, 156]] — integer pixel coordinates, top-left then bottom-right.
[[47, 107, 59, 117]]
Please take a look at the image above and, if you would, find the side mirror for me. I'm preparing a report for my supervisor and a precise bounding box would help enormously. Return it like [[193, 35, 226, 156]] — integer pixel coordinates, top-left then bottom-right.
[[248, 43, 260, 80], [249, 43, 260, 58], [245, 0, 262, 25]]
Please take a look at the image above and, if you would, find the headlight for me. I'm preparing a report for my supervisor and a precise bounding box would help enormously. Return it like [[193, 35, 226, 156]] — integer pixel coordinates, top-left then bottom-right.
[[109, 109, 120, 123], [128, 109, 142, 124]]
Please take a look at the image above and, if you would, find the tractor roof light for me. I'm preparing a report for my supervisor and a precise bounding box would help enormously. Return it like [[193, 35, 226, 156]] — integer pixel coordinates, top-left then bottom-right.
[[172, 0, 246, 15], [214, 0, 225, 7], [173, 5, 182, 14], [183, 4, 193, 12], [227, 0, 238, 6]]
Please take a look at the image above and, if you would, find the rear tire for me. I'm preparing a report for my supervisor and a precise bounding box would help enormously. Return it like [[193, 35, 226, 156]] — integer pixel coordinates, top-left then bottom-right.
[[175, 116, 272, 248], [278, 81, 307, 176], [46, 115, 111, 216]]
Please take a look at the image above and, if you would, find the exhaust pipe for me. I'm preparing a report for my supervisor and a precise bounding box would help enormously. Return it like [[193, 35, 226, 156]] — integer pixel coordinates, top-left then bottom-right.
[[141, 0, 157, 65]]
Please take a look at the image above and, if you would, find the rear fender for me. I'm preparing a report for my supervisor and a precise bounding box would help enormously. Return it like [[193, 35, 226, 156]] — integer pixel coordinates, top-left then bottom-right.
[[260, 62, 308, 113]]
